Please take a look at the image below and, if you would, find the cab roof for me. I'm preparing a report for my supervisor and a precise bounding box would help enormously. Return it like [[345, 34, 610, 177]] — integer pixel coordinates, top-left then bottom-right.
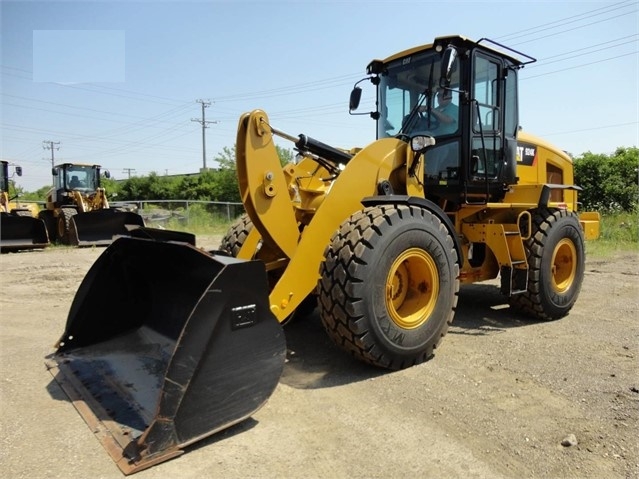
[[371, 35, 535, 69]]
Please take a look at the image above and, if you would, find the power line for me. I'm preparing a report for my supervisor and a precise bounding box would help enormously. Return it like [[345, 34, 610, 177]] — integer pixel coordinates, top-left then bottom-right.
[[510, 10, 638, 47], [0, 65, 187, 106], [3, 4, 635, 180], [497, 0, 637, 42], [521, 50, 638, 80], [42, 140, 60, 185], [525, 34, 638, 67], [122, 168, 136, 179], [537, 121, 638, 138], [191, 99, 217, 171]]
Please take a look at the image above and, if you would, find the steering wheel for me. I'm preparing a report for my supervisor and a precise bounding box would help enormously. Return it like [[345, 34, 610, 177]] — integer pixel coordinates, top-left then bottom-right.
[[402, 111, 440, 134], [417, 111, 440, 131]]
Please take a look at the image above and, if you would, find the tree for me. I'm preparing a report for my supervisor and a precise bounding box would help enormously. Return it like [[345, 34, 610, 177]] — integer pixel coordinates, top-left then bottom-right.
[[215, 146, 236, 170], [101, 175, 121, 199], [574, 147, 638, 212], [210, 144, 295, 202], [212, 146, 240, 202], [603, 147, 639, 211], [275, 144, 295, 166]]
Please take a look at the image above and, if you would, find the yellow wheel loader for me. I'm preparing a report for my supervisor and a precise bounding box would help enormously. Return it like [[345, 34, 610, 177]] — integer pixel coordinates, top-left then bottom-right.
[[38, 163, 145, 246], [46, 35, 600, 474], [0, 160, 49, 252]]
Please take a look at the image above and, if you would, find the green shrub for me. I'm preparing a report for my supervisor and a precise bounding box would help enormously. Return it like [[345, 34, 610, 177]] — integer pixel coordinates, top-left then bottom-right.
[[574, 147, 638, 213]]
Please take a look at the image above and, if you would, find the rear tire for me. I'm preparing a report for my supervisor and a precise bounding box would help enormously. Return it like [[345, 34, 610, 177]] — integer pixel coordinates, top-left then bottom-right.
[[318, 204, 459, 370], [509, 208, 585, 320], [220, 214, 253, 256], [220, 213, 314, 322]]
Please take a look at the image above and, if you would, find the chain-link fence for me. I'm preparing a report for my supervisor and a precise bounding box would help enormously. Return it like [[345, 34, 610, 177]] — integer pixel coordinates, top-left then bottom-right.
[[112, 200, 244, 229]]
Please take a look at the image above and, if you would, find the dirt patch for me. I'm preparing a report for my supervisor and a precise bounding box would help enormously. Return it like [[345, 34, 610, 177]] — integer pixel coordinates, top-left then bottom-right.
[[1, 239, 637, 479]]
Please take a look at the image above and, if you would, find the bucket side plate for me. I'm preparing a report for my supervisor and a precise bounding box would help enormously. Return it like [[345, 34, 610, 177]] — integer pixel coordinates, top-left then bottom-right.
[[46, 236, 286, 474]]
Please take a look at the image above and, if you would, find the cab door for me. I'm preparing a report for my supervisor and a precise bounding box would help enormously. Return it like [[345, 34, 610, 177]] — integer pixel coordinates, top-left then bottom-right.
[[467, 51, 517, 201]]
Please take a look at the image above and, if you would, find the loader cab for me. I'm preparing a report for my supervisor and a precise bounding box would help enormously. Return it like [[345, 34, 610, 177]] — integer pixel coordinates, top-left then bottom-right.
[[0, 161, 9, 213], [359, 36, 535, 209], [53, 163, 102, 194], [0, 161, 9, 194]]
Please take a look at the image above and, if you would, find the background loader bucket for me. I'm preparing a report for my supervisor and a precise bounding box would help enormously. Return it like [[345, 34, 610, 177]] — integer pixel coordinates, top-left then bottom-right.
[[0, 213, 49, 252], [45, 235, 286, 474], [71, 209, 145, 246]]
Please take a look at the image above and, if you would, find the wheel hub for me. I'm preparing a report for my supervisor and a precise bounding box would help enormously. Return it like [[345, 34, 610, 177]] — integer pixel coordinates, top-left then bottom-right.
[[551, 238, 577, 293], [386, 248, 438, 329]]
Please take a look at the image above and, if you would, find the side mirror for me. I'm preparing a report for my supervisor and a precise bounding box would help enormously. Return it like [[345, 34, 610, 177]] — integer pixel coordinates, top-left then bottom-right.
[[15, 166, 22, 177], [440, 46, 458, 88], [51, 168, 58, 176], [103, 170, 111, 179], [349, 87, 362, 112]]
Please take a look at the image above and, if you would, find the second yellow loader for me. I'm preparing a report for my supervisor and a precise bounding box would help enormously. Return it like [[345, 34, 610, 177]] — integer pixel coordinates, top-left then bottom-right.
[[39, 163, 145, 246]]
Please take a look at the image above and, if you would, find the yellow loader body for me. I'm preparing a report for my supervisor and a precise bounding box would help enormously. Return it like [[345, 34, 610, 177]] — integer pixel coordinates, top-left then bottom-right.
[[46, 34, 600, 474]]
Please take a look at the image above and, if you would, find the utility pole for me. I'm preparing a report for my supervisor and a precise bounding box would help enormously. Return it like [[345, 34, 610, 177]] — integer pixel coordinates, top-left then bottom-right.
[[191, 99, 217, 171], [122, 168, 136, 179], [42, 140, 60, 185]]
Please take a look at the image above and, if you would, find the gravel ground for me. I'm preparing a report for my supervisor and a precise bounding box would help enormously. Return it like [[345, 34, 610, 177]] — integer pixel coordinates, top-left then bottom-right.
[[1, 237, 637, 479]]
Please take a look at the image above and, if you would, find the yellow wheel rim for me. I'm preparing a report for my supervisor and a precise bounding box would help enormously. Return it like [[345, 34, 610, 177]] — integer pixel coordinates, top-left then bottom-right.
[[551, 238, 577, 293], [386, 248, 438, 329]]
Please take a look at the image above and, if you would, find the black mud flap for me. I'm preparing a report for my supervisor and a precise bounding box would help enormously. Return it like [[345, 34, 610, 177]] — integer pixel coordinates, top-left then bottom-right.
[[71, 209, 146, 246], [45, 235, 286, 474], [0, 213, 50, 252]]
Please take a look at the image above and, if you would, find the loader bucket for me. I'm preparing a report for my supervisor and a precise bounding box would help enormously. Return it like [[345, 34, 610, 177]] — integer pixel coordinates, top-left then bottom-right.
[[0, 213, 49, 252], [70, 209, 146, 246], [45, 235, 286, 474]]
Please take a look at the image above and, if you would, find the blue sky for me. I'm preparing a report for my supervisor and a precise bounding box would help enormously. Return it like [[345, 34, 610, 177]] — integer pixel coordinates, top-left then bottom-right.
[[1, 0, 638, 191]]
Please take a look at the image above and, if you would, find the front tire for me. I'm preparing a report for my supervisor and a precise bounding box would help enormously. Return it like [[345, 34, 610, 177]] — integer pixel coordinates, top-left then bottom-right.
[[510, 208, 586, 320], [318, 204, 459, 370], [57, 208, 76, 245]]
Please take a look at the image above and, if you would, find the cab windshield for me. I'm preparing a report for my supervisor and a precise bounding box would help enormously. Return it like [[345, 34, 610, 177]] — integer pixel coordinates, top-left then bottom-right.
[[377, 49, 458, 140], [59, 165, 98, 192], [0, 163, 8, 192]]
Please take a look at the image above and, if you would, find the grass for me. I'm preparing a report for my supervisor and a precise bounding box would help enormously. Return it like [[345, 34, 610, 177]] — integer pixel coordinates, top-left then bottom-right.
[[152, 209, 639, 258], [44, 207, 638, 259], [142, 202, 237, 236], [162, 217, 233, 236], [586, 211, 638, 258]]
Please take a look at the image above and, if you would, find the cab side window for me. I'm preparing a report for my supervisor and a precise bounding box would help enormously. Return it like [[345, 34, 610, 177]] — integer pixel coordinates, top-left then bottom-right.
[[473, 56, 500, 133], [471, 55, 502, 179]]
